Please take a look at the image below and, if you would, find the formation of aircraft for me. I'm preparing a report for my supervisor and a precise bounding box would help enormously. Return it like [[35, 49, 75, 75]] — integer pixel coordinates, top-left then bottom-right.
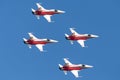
[[23, 33, 58, 52], [65, 28, 99, 47], [59, 58, 93, 78], [31, 3, 65, 22], [22, 2, 100, 79]]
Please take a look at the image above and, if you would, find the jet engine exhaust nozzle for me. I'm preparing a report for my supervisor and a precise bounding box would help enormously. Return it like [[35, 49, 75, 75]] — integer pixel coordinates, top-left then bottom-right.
[[65, 37, 69, 40], [23, 41, 28, 44], [31, 8, 36, 15], [65, 34, 69, 40], [58, 64, 63, 70], [59, 67, 63, 70], [32, 11, 35, 15]]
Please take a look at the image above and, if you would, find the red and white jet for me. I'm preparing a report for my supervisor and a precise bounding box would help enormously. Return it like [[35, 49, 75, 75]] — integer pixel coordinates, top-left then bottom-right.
[[23, 33, 58, 52], [31, 3, 65, 22], [59, 58, 93, 78], [65, 28, 99, 47]]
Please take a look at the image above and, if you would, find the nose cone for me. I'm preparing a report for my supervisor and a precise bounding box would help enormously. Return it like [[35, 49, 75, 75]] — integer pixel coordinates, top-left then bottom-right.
[[58, 10, 65, 13], [91, 34, 99, 38], [85, 65, 93, 68], [50, 39, 59, 43]]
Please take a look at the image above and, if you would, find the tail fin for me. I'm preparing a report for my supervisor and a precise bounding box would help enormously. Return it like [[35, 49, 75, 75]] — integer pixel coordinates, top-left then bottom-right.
[[65, 34, 73, 44], [23, 38, 32, 49], [65, 33, 69, 37], [31, 8, 36, 15], [31, 8, 36, 12], [23, 38, 27, 42], [58, 64, 67, 75], [58, 64, 63, 68], [58, 64, 63, 70]]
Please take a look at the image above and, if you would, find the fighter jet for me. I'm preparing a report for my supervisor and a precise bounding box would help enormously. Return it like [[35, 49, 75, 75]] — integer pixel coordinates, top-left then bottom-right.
[[65, 28, 99, 47], [59, 58, 93, 78], [23, 33, 58, 52], [31, 3, 65, 22]]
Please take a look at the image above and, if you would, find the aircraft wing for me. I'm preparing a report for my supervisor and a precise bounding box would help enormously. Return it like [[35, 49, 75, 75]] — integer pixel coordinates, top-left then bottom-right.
[[71, 70, 79, 78], [43, 15, 52, 22], [36, 3, 46, 10], [77, 40, 85, 47], [28, 33, 38, 40], [35, 44, 44, 52], [63, 58, 72, 65], [70, 28, 79, 35]]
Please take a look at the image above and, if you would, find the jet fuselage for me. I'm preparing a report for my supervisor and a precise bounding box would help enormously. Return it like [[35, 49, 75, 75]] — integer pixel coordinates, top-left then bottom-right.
[[60, 66, 83, 71], [59, 64, 93, 71], [65, 35, 92, 41], [32, 10, 62, 16], [24, 39, 51, 45]]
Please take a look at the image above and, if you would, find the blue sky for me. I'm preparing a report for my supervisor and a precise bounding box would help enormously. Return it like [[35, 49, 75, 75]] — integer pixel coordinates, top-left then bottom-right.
[[0, 0, 120, 80]]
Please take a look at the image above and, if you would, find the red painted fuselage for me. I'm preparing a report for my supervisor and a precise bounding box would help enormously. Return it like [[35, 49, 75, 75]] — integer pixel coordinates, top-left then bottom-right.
[[62, 66, 82, 71], [67, 35, 91, 41], [26, 39, 49, 45], [34, 10, 60, 16]]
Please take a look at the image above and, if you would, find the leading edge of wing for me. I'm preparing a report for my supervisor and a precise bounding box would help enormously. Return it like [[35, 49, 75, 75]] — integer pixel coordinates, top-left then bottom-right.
[[69, 28, 79, 35], [63, 58, 72, 65], [36, 3, 46, 10]]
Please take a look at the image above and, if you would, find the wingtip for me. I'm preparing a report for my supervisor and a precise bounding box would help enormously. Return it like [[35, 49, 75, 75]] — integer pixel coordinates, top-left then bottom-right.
[[36, 2, 42, 6], [77, 76, 82, 78], [63, 58, 69, 60], [28, 32, 33, 35], [70, 27, 76, 30], [41, 50, 47, 53], [51, 21, 55, 23], [36, 2, 40, 5]]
